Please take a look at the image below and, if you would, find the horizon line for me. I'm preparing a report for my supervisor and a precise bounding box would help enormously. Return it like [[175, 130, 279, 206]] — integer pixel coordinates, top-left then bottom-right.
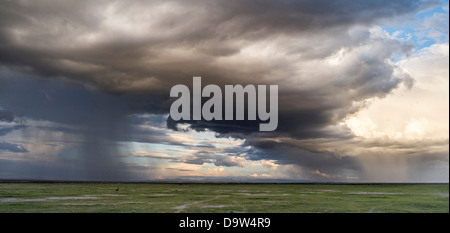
[[0, 179, 448, 185]]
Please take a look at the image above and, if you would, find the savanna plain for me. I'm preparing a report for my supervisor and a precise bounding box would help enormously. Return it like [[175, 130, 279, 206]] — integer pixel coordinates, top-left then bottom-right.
[[0, 183, 448, 213]]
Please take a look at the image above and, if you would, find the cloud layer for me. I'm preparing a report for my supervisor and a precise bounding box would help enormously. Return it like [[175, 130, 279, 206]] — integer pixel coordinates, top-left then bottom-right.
[[0, 0, 448, 182]]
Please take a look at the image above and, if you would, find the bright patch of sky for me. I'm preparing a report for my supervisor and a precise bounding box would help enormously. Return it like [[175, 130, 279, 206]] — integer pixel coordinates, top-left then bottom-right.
[[382, 0, 449, 51]]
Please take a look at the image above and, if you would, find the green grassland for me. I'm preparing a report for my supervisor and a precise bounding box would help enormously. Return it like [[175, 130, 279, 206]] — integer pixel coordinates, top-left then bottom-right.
[[0, 183, 448, 213]]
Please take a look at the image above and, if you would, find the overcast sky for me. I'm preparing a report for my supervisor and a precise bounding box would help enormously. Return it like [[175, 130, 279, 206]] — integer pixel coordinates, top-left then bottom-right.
[[0, 0, 448, 182]]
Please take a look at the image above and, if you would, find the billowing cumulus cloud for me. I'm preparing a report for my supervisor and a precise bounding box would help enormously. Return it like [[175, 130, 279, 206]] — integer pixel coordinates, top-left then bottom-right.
[[0, 0, 448, 182]]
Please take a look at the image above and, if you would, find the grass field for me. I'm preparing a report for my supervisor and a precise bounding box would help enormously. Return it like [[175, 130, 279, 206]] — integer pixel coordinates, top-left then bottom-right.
[[0, 183, 448, 213]]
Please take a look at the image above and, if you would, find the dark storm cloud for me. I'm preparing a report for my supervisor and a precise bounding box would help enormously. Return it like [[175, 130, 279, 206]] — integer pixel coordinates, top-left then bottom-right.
[[0, 110, 14, 122], [243, 137, 360, 174], [0, 0, 428, 92], [0, 141, 28, 153], [0, 0, 443, 181]]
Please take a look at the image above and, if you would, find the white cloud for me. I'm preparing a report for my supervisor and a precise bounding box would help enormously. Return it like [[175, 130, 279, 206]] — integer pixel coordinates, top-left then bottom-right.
[[345, 43, 449, 141]]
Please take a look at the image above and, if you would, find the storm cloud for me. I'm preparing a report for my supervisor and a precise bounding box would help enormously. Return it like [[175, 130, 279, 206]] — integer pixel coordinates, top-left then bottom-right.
[[0, 141, 28, 153], [0, 110, 14, 123], [0, 0, 447, 182]]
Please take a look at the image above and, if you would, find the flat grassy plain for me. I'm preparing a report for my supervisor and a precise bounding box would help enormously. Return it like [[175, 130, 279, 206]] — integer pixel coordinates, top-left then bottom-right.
[[0, 183, 448, 213]]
